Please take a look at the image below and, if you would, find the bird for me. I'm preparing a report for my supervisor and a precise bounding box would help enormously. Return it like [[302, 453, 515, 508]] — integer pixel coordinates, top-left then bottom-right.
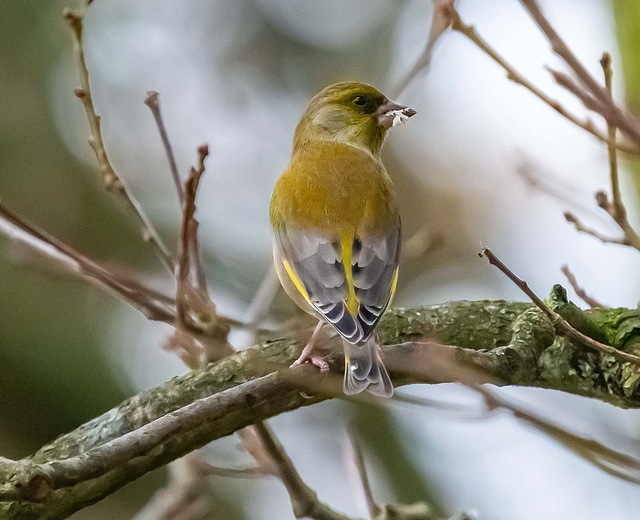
[[269, 81, 415, 397]]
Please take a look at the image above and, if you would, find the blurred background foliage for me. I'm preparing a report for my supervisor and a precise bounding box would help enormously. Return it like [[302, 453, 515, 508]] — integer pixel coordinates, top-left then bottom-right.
[[1, 0, 640, 519]]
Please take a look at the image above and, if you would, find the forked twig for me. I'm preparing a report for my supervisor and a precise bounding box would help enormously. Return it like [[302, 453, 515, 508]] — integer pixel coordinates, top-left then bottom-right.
[[560, 265, 606, 309], [473, 386, 640, 485], [0, 201, 175, 323], [479, 247, 640, 366], [447, 7, 638, 154], [518, 0, 640, 149], [562, 56, 640, 251], [254, 422, 353, 520], [63, 8, 174, 271], [393, 0, 455, 97]]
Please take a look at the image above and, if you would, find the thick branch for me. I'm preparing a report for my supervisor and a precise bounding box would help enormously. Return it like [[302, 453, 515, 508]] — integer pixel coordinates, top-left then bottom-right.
[[3, 299, 640, 517]]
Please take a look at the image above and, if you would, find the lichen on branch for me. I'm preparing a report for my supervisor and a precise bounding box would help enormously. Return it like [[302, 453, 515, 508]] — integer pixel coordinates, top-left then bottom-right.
[[3, 294, 640, 518]]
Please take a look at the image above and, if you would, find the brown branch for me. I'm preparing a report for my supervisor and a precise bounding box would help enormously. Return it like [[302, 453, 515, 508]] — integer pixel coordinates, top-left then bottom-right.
[[171, 144, 232, 366], [601, 54, 622, 213], [560, 265, 606, 309], [518, 0, 640, 148], [0, 201, 175, 323], [4, 299, 640, 517], [558, 57, 640, 252], [448, 8, 638, 154], [347, 428, 381, 519], [63, 8, 174, 271], [473, 386, 640, 485], [479, 247, 640, 366], [190, 459, 265, 480], [563, 211, 625, 245], [144, 91, 184, 204], [393, 0, 455, 97], [254, 422, 354, 520]]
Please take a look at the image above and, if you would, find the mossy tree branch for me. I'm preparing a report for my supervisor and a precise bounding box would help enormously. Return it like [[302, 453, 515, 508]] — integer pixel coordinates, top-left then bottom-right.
[[2, 296, 640, 518]]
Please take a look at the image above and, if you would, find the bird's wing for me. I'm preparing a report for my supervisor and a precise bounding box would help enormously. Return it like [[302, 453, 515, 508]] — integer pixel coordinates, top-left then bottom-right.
[[275, 224, 400, 344]]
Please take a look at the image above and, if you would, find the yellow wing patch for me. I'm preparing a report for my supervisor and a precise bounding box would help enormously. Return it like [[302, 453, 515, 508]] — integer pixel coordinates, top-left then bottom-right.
[[283, 258, 312, 304], [341, 233, 359, 316]]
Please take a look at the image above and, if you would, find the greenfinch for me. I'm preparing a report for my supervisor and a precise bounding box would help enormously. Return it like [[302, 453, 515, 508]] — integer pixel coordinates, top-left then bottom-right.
[[270, 82, 415, 397]]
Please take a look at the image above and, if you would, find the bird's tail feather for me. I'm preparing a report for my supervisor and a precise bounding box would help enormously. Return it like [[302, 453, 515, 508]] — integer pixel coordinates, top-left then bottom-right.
[[343, 337, 393, 397]]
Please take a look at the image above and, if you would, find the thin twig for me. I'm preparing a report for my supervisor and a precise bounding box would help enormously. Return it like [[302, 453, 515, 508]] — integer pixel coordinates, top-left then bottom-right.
[[0, 200, 251, 335], [564, 211, 626, 246], [254, 422, 354, 520], [188, 458, 266, 480], [0, 201, 175, 323], [448, 8, 638, 154], [393, 0, 455, 97], [597, 55, 640, 251], [172, 144, 232, 366], [176, 145, 209, 316], [181, 145, 211, 295], [473, 386, 640, 485], [479, 247, 640, 366], [559, 56, 640, 251], [63, 8, 174, 271], [560, 265, 606, 309], [601, 54, 622, 212], [144, 91, 184, 204], [347, 428, 381, 519], [518, 0, 640, 148]]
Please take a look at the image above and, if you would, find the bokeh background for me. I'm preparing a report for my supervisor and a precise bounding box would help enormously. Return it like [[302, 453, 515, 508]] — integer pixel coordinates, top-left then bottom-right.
[[1, 0, 640, 518]]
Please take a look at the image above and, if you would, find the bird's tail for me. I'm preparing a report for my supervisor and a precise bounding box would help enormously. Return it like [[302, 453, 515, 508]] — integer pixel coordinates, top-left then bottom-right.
[[343, 336, 393, 398]]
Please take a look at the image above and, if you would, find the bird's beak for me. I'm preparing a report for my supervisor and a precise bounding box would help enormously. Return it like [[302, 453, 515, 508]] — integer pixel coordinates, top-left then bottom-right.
[[377, 99, 416, 129]]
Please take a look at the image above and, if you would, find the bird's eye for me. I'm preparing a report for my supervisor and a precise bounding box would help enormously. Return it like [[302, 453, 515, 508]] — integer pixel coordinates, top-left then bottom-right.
[[353, 96, 366, 106]]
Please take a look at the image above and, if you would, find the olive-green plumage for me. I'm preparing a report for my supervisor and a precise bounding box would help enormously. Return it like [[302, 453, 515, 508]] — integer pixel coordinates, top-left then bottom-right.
[[270, 82, 415, 397]]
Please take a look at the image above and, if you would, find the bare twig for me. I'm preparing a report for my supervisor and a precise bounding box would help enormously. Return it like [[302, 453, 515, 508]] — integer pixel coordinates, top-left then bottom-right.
[[144, 91, 184, 204], [347, 428, 381, 519], [176, 145, 209, 318], [479, 247, 640, 366], [393, 0, 455, 97], [0, 199, 251, 343], [560, 265, 606, 309], [401, 226, 444, 261], [172, 144, 232, 366], [563, 211, 626, 245], [559, 56, 640, 251], [254, 422, 354, 520], [181, 145, 211, 295], [63, 8, 174, 271], [601, 54, 622, 212], [0, 201, 175, 323], [518, 0, 640, 148], [448, 8, 638, 154], [188, 458, 266, 480], [597, 55, 640, 251], [473, 386, 640, 485]]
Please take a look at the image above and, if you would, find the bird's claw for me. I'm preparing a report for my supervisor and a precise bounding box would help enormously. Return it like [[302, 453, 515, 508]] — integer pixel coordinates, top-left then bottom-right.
[[290, 354, 330, 373]]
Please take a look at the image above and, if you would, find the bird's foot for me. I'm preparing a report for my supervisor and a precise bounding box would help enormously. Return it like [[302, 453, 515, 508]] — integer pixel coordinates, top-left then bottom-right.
[[290, 344, 330, 373]]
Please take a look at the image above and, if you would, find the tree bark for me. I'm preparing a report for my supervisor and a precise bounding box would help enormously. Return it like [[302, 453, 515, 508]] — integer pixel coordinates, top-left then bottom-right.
[[2, 289, 640, 519]]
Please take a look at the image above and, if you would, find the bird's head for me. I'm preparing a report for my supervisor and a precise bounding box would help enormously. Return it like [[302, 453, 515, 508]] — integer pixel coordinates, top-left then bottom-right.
[[293, 82, 416, 156]]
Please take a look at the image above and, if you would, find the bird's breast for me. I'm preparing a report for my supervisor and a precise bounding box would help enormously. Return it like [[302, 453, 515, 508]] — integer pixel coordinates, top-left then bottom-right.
[[270, 141, 398, 236]]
